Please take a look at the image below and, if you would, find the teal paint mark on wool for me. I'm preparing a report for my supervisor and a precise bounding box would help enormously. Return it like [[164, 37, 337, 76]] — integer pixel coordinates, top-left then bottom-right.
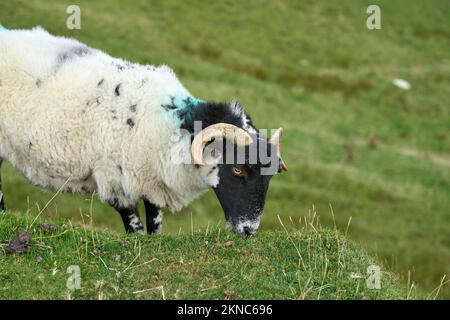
[[161, 94, 203, 109], [175, 95, 204, 123], [161, 93, 204, 122], [172, 94, 203, 109]]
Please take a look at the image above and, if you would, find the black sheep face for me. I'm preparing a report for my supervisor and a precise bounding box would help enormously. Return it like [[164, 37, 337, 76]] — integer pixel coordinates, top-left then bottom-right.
[[205, 135, 283, 238]]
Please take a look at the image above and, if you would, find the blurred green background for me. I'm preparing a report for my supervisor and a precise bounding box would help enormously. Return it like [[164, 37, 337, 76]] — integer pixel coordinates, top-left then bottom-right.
[[0, 0, 449, 297]]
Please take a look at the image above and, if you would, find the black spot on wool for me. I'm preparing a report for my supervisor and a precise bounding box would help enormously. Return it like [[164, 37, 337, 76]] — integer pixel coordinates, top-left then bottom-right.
[[115, 84, 121, 96], [113, 62, 125, 71], [126, 118, 135, 128], [97, 79, 104, 86], [161, 96, 177, 111], [55, 45, 91, 72], [58, 45, 90, 63], [139, 79, 147, 88], [130, 104, 137, 112], [207, 166, 217, 176], [112, 61, 135, 72]]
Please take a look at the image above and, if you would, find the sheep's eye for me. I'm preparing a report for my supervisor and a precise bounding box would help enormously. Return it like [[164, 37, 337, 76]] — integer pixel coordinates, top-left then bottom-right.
[[232, 167, 243, 176]]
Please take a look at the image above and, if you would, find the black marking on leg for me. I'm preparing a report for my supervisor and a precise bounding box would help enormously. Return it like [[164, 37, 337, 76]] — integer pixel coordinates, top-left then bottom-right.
[[144, 200, 162, 234], [0, 160, 5, 211], [110, 202, 144, 234], [108, 197, 120, 208], [127, 213, 145, 234]]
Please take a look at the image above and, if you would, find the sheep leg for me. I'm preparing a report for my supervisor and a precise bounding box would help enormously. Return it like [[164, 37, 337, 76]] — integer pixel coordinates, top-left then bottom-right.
[[111, 203, 145, 235], [144, 200, 163, 234], [0, 160, 4, 212]]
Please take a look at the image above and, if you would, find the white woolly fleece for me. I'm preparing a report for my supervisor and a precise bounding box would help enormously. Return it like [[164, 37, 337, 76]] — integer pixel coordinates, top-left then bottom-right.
[[0, 27, 213, 211]]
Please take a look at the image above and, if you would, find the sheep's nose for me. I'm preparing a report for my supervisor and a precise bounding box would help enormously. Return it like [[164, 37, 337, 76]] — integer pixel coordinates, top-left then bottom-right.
[[243, 226, 255, 237], [234, 220, 260, 238]]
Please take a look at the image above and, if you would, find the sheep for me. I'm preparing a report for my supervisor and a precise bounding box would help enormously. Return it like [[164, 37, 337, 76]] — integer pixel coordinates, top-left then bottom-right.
[[0, 27, 287, 237]]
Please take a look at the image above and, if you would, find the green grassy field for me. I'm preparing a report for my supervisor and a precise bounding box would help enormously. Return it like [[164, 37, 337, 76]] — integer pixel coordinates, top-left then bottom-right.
[[1, 213, 419, 299], [0, 0, 449, 298]]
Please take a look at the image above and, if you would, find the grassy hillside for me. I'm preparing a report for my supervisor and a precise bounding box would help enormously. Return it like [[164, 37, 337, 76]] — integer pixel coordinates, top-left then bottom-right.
[[0, 0, 449, 297], [0, 212, 418, 299]]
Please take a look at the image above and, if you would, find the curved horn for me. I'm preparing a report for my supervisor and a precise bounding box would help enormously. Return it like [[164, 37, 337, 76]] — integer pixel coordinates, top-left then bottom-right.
[[191, 123, 253, 165], [270, 128, 288, 172]]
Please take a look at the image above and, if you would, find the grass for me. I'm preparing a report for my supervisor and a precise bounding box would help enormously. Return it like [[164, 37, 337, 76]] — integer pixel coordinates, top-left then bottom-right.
[[0, 0, 449, 297], [0, 212, 421, 300]]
